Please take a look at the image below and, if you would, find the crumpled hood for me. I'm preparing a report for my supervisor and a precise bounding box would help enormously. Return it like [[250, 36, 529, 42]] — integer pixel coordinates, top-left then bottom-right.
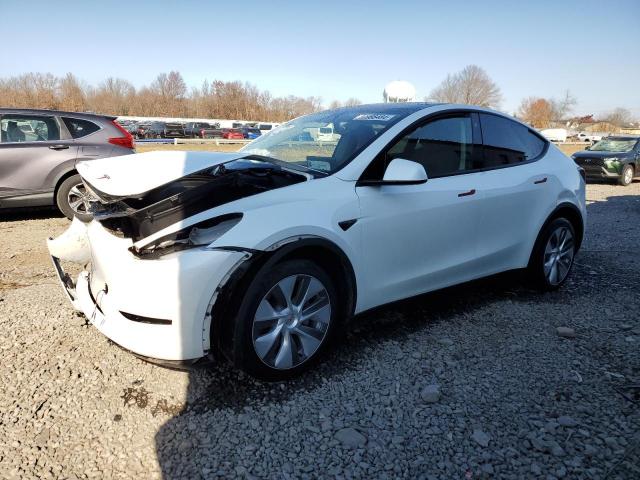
[[77, 150, 247, 197]]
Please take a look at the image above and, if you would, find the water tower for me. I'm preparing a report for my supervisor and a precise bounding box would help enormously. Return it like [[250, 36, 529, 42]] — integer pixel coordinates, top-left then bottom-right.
[[383, 81, 416, 103]]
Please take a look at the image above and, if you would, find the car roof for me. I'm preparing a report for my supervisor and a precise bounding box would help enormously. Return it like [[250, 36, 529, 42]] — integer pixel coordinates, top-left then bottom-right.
[[330, 102, 442, 115], [0, 107, 115, 121], [606, 135, 640, 140]]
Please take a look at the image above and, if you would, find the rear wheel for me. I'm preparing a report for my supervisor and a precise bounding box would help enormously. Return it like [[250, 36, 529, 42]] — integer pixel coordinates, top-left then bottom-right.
[[231, 259, 338, 381], [619, 164, 634, 186], [56, 174, 93, 222], [528, 218, 576, 291]]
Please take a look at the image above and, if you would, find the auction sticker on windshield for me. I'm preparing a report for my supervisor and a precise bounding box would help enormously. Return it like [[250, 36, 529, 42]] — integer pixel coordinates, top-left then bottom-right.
[[353, 114, 396, 121]]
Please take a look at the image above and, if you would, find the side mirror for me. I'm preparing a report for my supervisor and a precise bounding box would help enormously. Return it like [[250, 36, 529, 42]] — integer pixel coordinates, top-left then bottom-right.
[[382, 158, 428, 184]]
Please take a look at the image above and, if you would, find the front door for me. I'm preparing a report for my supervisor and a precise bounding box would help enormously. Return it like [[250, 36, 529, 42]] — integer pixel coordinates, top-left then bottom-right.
[[356, 113, 485, 309]]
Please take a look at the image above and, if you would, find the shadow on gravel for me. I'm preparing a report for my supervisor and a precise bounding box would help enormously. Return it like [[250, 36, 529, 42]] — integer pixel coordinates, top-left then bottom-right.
[[154, 269, 534, 478], [154, 191, 640, 478], [0, 206, 63, 222]]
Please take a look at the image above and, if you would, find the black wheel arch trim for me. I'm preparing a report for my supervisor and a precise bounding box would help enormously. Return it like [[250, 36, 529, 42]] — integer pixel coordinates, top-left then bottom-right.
[[209, 236, 357, 363], [529, 201, 585, 266], [52, 168, 79, 199]]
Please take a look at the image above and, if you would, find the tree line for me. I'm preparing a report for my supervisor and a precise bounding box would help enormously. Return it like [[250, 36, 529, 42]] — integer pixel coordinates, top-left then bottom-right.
[[426, 65, 634, 129], [0, 68, 634, 128], [0, 71, 323, 122]]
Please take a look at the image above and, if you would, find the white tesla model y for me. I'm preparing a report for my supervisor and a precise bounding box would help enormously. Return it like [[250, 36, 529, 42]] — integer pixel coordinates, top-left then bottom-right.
[[48, 103, 586, 380]]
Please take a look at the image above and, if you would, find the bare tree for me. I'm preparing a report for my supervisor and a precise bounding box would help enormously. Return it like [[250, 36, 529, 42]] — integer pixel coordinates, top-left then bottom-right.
[[604, 107, 632, 127], [428, 65, 502, 108], [151, 71, 187, 116], [58, 73, 87, 112], [344, 98, 362, 107], [518, 97, 555, 128], [88, 77, 136, 115], [550, 90, 577, 120], [0, 71, 324, 121], [0, 73, 59, 109]]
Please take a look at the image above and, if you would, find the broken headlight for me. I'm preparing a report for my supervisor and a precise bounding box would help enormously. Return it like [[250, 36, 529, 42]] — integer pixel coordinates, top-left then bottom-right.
[[130, 213, 242, 258]]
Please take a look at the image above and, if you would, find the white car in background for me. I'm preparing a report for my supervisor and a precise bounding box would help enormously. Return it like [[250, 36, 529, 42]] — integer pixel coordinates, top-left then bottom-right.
[[48, 103, 586, 380], [577, 132, 604, 143]]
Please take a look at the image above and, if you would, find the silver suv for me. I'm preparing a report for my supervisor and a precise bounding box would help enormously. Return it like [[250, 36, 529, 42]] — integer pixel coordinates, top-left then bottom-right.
[[0, 108, 134, 220]]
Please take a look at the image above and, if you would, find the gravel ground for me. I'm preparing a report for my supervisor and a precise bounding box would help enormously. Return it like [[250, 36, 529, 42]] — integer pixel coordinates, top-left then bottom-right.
[[0, 182, 639, 479]]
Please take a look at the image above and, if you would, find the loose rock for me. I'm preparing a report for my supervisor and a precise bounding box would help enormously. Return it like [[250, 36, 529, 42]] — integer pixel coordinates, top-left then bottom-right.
[[334, 428, 367, 448], [557, 327, 576, 338], [471, 430, 491, 448], [420, 384, 441, 403]]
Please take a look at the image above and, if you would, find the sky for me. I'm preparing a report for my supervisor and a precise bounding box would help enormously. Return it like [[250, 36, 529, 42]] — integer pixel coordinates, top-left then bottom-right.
[[0, 0, 639, 117]]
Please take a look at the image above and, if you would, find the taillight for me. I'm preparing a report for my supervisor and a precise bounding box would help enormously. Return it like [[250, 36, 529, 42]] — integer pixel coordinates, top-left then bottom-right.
[[200, 129, 205, 135], [109, 120, 134, 149]]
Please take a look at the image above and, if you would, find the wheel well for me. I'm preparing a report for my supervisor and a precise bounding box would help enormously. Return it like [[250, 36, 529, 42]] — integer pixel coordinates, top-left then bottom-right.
[[547, 204, 584, 250], [275, 244, 357, 319], [210, 239, 357, 363], [53, 170, 78, 200]]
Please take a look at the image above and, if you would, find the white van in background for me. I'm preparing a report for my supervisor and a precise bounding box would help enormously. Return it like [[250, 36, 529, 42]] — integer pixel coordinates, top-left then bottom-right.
[[317, 126, 334, 141], [540, 128, 567, 143]]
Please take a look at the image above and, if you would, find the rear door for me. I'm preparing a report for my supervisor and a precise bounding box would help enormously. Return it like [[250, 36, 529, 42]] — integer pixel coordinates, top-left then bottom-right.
[[0, 113, 78, 203], [473, 113, 550, 274], [61, 116, 113, 161]]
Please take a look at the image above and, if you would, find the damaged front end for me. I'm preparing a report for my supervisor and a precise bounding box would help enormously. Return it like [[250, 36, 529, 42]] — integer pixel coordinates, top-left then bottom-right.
[[45, 154, 309, 362], [47, 217, 91, 307], [85, 157, 307, 243]]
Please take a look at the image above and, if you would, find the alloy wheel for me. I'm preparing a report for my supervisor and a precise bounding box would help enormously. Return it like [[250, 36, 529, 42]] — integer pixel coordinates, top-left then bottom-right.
[[67, 183, 92, 215], [252, 274, 331, 370], [543, 225, 575, 285], [624, 167, 633, 185]]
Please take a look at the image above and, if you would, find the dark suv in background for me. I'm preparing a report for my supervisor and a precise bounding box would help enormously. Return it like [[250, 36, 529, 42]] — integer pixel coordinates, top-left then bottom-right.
[[0, 108, 135, 220], [571, 135, 640, 186], [146, 121, 186, 138]]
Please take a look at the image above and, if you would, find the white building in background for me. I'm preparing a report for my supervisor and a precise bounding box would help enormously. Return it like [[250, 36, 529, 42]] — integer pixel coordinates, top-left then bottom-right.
[[383, 81, 416, 103]]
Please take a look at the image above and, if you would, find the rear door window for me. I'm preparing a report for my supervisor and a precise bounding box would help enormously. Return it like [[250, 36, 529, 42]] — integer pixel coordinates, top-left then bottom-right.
[[1, 115, 60, 142], [479, 114, 546, 168], [62, 117, 100, 139]]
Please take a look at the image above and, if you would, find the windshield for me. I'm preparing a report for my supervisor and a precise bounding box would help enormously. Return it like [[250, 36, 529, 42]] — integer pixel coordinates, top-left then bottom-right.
[[240, 105, 426, 175], [590, 138, 637, 152]]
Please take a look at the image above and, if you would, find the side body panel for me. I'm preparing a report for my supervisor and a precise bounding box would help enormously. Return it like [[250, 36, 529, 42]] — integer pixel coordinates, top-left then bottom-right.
[[355, 176, 482, 310], [473, 157, 555, 274], [0, 113, 78, 202]]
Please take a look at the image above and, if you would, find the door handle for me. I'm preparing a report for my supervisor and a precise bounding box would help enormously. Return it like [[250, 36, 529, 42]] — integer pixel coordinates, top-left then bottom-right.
[[534, 177, 548, 184], [49, 144, 69, 150], [457, 189, 476, 197]]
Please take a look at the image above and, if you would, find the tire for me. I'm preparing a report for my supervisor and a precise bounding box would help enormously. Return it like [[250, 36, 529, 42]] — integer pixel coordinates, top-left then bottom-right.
[[55, 174, 93, 222], [618, 164, 634, 186], [230, 259, 339, 381], [528, 217, 576, 291]]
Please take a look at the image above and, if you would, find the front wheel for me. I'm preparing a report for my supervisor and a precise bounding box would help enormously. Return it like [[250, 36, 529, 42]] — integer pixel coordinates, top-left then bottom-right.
[[56, 174, 93, 222], [528, 218, 576, 291], [619, 164, 634, 186], [231, 259, 339, 381]]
